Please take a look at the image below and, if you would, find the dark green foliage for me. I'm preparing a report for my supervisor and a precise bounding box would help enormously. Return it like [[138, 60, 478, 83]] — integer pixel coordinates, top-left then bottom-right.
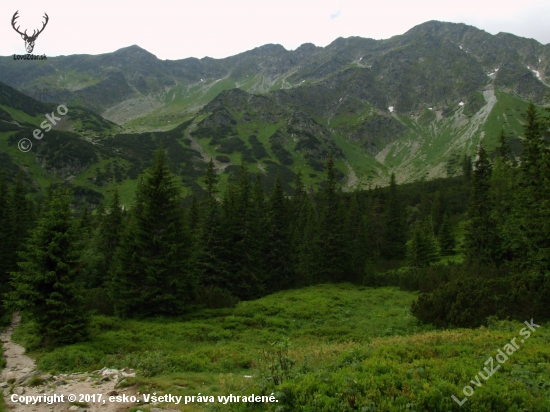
[[248, 135, 268, 159], [263, 173, 293, 291], [193, 125, 234, 145], [461, 154, 472, 182], [411, 271, 550, 328], [0, 173, 14, 293], [110, 147, 194, 317], [9, 130, 99, 173], [0, 121, 21, 132], [215, 155, 231, 163], [194, 159, 232, 297], [495, 128, 512, 161], [437, 214, 455, 255], [0, 81, 53, 116], [219, 163, 264, 300], [216, 137, 254, 163], [8, 188, 89, 346], [316, 155, 350, 283], [464, 141, 500, 263], [269, 133, 294, 165], [406, 220, 439, 268], [381, 173, 407, 260]]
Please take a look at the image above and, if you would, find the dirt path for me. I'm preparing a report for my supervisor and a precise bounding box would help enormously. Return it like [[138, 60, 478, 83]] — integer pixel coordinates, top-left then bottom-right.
[[1, 314, 139, 412]]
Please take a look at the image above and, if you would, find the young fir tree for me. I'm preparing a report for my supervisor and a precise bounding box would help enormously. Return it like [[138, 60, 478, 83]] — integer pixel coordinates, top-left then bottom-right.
[[381, 173, 406, 260], [263, 172, 293, 292], [438, 213, 455, 256], [316, 155, 350, 283], [464, 141, 500, 263], [219, 163, 262, 299], [9, 188, 89, 345], [110, 147, 193, 317], [406, 220, 439, 268]]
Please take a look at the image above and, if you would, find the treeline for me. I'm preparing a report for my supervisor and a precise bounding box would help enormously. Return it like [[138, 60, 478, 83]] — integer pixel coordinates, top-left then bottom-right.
[[2, 102, 549, 346], [1, 144, 469, 345]]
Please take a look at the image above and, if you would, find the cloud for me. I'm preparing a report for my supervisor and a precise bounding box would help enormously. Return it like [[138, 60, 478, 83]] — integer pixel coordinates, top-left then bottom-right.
[[330, 9, 342, 20]]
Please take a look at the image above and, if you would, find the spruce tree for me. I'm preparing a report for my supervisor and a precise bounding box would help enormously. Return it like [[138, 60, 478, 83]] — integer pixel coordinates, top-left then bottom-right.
[[194, 162, 230, 293], [464, 141, 500, 263], [9, 188, 89, 345], [316, 155, 350, 283], [438, 214, 455, 256], [406, 220, 439, 267], [111, 147, 193, 317], [495, 128, 512, 162], [295, 194, 319, 286], [508, 103, 550, 270], [381, 173, 406, 260], [264, 172, 293, 292]]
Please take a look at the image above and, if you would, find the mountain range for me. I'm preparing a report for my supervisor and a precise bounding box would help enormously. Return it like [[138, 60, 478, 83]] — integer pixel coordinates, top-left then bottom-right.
[[0, 20, 549, 203]]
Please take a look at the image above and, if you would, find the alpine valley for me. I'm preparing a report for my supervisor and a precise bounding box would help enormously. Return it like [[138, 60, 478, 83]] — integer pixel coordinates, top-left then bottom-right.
[[1, 20, 549, 203]]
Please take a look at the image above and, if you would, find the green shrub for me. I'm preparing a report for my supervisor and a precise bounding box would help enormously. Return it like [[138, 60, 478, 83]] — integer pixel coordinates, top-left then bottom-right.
[[411, 271, 550, 328]]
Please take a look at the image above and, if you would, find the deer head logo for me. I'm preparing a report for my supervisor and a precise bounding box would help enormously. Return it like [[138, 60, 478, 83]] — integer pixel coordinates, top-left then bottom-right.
[[11, 11, 49, 54]]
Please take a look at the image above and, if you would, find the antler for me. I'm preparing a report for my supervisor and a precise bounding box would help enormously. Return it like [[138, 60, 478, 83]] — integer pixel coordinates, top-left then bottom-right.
[[32, 13, 49, 39], [11, 11, 26, 37], [11, 11, 49, 40]]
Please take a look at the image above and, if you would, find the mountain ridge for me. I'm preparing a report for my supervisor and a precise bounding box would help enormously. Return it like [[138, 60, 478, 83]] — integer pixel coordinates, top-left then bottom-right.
[[0, 20, 549, 199]]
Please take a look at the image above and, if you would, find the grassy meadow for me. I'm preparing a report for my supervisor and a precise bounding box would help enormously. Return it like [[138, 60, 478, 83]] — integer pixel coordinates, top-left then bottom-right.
[[9, 284, 550, 411]]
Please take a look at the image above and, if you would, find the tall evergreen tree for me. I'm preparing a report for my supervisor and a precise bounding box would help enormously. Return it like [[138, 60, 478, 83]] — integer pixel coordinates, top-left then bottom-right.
[[219, 163, 262, 299], [507, 103, 550, 271], [316, 155, 350, 282], [194, 162, 230, 293], [263, 172, 293, 292], [111, 147, 193, 317], [381, 173, 406, 260], [438, 213, 455, 256], [464, 141, 500, 263], [9, 188, 88, 345]]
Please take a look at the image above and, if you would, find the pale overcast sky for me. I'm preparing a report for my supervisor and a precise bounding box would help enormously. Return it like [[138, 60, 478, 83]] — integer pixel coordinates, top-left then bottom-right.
[[1, 0, 549, 59]]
